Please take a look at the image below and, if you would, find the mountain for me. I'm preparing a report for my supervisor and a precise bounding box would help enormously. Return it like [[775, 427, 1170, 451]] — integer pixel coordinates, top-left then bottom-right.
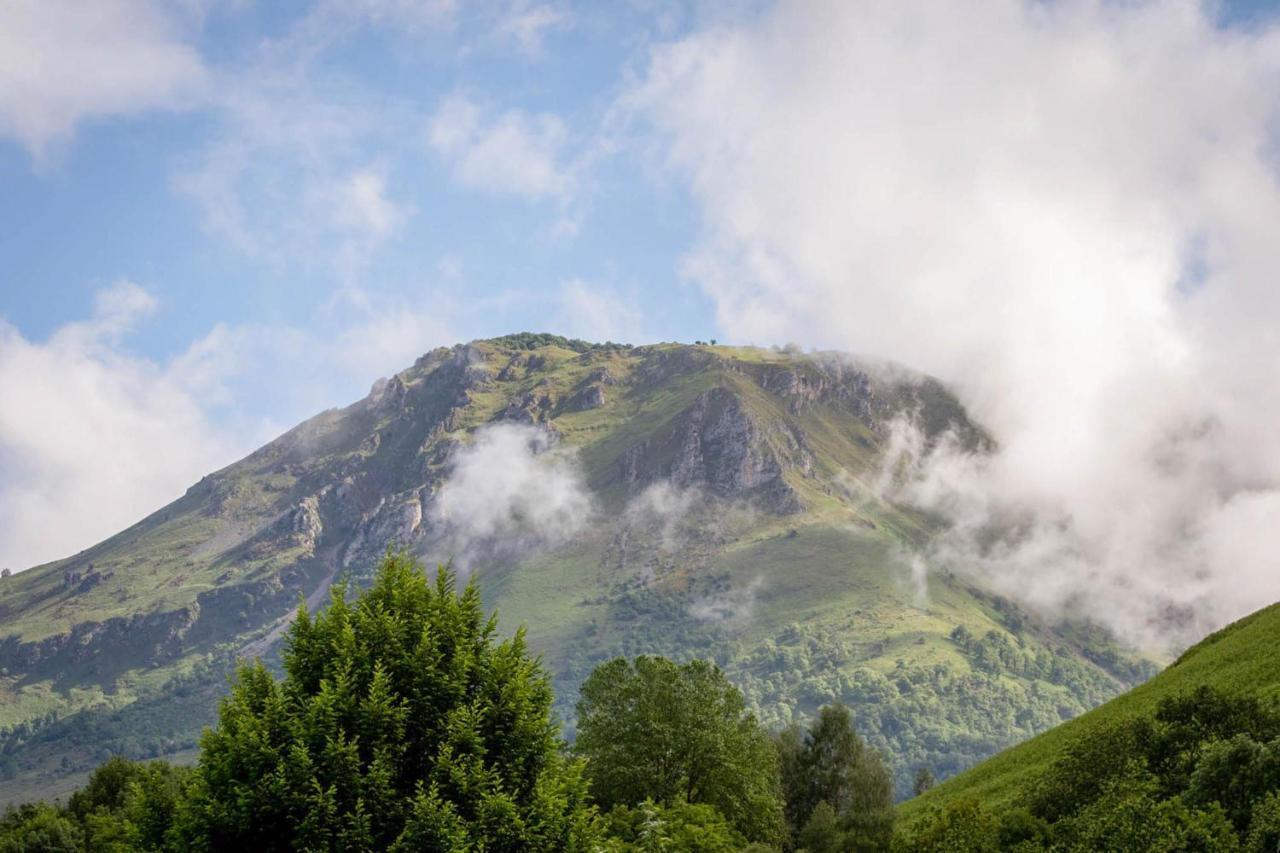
[[0, 334, 1154, 802], [898, 599, 1280, 828]]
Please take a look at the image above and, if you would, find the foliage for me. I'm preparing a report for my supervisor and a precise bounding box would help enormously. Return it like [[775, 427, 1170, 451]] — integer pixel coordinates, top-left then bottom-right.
[[777, 704, 894, 850], [575, 655, 785, 845], [903, 601, 1280, 820], [170, 551, 598, 851], [600, 798, 746, 852], [900, 684, 1280, 850], [488, 332, 632, 353]]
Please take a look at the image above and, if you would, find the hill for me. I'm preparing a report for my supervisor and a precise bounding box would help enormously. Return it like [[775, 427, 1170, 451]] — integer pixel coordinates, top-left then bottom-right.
[[899, 600, 1280, 827], [0, 336, 1153, 802]]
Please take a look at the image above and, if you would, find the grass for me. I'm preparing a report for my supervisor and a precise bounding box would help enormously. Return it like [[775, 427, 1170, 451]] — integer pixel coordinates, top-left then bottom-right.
[[898, 601, 1280, 826]]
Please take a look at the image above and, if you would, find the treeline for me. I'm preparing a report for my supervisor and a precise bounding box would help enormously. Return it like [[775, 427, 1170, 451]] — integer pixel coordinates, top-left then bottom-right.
[[1, 552, 1276, 851], [907, 686, 1280, 851], [564, 581, 1149, 798], [0, 554, 893, 851]]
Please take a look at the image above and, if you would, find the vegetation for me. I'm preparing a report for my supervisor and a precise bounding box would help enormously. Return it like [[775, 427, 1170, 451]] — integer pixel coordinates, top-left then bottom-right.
[[777, 705, 893, 851], [0, 553, 911, 851], [575, 656, 785, 845], [1, 550, 1278, 852], [898, 685, 1280, 850], [901, 601, 1280, 821]]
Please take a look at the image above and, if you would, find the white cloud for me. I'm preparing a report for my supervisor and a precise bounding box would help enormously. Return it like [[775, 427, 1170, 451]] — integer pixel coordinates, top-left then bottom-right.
[[633, 0, 1280, 647], [175, 64, 418, 274], [427, 93, 574, 201], [432, 423, 594, 566], [0, 0, 206, 159], [0, 283, 241, 572]]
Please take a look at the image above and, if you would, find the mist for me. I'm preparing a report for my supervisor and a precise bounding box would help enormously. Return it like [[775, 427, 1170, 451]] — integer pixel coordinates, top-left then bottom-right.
[[431, 422, 594, 569], [634, 0, 1280, 648]]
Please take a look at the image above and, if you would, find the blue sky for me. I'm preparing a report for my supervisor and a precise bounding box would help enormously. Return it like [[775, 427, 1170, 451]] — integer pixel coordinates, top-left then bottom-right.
[[0, 1, 715, 409], [6, 0, 1280, 644]]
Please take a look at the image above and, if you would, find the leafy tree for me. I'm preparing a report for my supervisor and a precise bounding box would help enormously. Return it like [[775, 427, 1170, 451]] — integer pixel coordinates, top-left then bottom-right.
[[1246, 790, 1280, 852], [906, 799, 999, 853], [0, 803, 84, 853], [1052, 774, 1239, 852], [912, 767, 935, 797], [777, 704, 893, 850], [797, 800, 844, 853], [171, 552, 598, 851], [600, 798, 746, 852], [1185, 734, 1280, 832], [575, 656, 784, 845]]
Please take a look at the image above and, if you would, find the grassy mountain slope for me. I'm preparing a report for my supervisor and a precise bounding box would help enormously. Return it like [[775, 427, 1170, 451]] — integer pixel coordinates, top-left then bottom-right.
[[899, 600, 1280, 826], [0, 335, 1153, 802]]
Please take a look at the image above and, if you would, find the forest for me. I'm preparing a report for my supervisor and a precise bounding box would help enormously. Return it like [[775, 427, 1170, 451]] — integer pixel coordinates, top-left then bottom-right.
[[0, 552, 1276, 852]]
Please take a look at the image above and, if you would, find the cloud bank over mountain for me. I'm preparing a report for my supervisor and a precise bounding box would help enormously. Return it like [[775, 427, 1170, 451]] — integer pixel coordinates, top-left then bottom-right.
[[633, 0, 1280, 645]]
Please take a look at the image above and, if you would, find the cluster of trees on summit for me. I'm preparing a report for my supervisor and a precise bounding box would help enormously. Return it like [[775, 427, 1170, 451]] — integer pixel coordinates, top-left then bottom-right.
[[1, 552, 1278, 851]]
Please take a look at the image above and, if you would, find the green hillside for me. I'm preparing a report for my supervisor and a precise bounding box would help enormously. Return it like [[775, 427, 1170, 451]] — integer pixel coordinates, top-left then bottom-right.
[[900, 600, 1280, 827], [0, 336, 1154, 803]]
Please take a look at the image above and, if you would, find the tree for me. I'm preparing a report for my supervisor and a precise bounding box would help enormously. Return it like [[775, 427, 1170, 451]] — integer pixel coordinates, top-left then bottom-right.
[[912, 767, 935, 797], [600, 798, 746, 852], [575, 656, 784, 845], [0, 804, 84, 853], [171, 551, 598, 851], [907, 799, 999, 853], [777, 704, 893, 850]]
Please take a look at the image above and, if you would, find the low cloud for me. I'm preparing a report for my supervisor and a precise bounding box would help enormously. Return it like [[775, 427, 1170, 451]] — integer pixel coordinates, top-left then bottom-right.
[[431, 423, 594, 567], [689, 576, 764, 623], [633, 0, 1280, 648], [624, 480, 702, 559]]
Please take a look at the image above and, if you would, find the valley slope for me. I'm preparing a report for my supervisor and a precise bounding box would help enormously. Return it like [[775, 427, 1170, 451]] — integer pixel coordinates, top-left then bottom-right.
[[0, 335, 1153, 801], [899, 599, 1280, 826]]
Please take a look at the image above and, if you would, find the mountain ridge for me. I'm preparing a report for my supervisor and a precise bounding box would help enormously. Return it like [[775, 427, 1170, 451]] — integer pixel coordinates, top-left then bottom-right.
[[0, 335, 1152, 801]]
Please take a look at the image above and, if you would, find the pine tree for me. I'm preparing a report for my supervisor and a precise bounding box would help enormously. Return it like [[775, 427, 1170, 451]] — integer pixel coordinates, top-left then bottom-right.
[[171, 551, 598, 851]]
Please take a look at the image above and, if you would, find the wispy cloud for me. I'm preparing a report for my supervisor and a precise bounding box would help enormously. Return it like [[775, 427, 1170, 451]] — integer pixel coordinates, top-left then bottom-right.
[[427, 93, 576, 204], [0, 0, 206, 161]]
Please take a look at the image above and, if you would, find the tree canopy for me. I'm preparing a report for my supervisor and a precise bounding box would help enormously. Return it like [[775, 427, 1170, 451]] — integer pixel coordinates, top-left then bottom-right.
[[777, 703, 894, 851], [574, 655, 785, 845], [171, 551, 597, 851]]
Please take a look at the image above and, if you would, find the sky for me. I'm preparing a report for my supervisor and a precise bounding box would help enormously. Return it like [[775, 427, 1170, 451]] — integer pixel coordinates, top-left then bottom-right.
[[3, 0, 1280, 648]]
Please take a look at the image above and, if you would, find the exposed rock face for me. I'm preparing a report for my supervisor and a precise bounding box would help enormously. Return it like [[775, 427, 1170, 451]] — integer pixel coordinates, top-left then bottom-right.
[[620, 386, 803, 512], [565, 383, 606, 411], [751, 361, 880, 418]]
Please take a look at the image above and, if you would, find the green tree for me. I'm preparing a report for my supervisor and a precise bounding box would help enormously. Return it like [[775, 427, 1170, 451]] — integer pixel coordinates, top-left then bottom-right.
[[1247, 790, 1280, 851], [1185, 734, 1280, 832], [1052, 774, 1239, 852], [906, 799, 999, 853], [171, 552, 597, 851], [601, 798, 746, 852], [912, 768, 935, 797], [777, 704, 894, 851], [0, 803, 84, 853], [575, 656, 784, 845]]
